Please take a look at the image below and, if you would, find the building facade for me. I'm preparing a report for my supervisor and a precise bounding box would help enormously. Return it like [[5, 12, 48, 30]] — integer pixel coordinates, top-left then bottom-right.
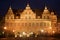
[[4, 4, 57, 37]]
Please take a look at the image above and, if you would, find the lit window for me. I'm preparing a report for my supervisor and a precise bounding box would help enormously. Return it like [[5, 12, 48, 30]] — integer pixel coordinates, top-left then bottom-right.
[[36, 23, 39, 26], [32, 23, 35, 26], [47, 16, 49, 19], [47, 23, 50, 27], [21, 23, 24, 26], [25, 17, 27, 19], [29, 23, 31, 26], [29, 16, 31, 19], [40, 22, 43, 27], [25, 23, 27, 26], [7, 17, 9, 19], [44, 16, 45, 19], [44, 22, 46, 26]]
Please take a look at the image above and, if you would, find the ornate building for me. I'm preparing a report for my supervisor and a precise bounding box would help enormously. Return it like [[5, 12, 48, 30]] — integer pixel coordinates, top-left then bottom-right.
[[4, 4, 57, 37]]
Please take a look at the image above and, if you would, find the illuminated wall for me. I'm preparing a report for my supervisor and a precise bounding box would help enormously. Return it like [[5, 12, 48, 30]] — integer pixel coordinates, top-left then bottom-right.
[[4, 4, 57, 35]]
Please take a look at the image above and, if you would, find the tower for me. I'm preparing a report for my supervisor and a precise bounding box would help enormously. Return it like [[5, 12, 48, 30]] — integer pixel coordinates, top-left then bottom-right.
[[51, 11, 57, 23], [20, 3, 36, 19], [42, 6, 50, 19], [5, 6, 15, 31], [5, 6, 14, 20]]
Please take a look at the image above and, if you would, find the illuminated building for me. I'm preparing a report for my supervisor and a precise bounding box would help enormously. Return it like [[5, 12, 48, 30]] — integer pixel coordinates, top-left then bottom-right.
[[4, 4, 57, 37]]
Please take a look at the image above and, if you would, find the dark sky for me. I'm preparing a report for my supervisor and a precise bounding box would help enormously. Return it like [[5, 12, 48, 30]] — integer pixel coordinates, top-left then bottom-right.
[[0, 0, 60, 18]]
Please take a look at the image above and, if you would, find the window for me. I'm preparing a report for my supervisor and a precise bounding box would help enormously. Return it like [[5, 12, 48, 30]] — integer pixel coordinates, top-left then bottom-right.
[[11, 17, 13, 19], [44, 16, 45, 19], [25, 17, 27, 19], [29, 16, 31, 19], [47, 16, 49, 19], [47, 23, 50, 27], [25, 23, 27, 26], [44, 22, 46, 26], [7, 17, 9, 19], [29, 23, 31, 26], [40, 22, 43, 27], [32, 23, 35, 27], [36, 23, 39, 26], [21, 23, 24, 26]]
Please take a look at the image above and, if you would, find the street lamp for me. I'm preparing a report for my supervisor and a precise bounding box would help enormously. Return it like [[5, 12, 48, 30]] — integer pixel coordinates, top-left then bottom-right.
[[23, 32, 26, 35], [53, 31, 55, 34], [3, 27, 7, 37], [4, 27, 7, 30], [13, 30, 15, 32], [41, 29, 44, 33], [49, 27, 52, 29]]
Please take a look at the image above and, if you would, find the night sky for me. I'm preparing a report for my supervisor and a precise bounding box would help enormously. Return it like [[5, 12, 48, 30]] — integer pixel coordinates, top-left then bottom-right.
[[0, 0, 60, 19]]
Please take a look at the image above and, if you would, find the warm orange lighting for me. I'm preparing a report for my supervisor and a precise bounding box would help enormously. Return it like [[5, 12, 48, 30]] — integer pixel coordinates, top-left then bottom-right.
[[19, 34, 23, 37], [23, 32, 26, 35], [4, 27, 7, 30], [53, 31, 55, 34], [49, 27, 52, 29], [13, 30, 15, 32], [27, 34, 30, 37], [2, 32, 4, 34], [30, 32, 33, 34], [41, 30, 44, 32]]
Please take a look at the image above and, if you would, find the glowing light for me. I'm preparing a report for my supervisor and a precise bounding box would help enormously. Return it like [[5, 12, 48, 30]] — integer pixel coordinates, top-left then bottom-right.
[[13, 30, 15, 32], [4, 27, 7, 30], [45, 6, 47, 10], [49, 27, 52, 29], [41, 30, 44, 32], [23, 32, 26, 35], [2, 32, 4, 34], [53, 31, 55, 34], [19, 34, 23, 37], [15, 35, 17, 38], [35, 35, 37, 37], [27, 34, 30, 37], [30, 32, 33, 34]]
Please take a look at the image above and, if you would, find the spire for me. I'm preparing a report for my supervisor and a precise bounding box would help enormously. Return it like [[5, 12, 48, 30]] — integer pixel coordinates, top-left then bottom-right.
[[6, 6, 14, 15], [45, 6, 48, 10], [43, 6, 49, 14], [44, 3, 48, 10], [27, 3, 29, 7], [51, 11, 54, 15], [26, 3, 31, 10], [9, 6, 12, 10]]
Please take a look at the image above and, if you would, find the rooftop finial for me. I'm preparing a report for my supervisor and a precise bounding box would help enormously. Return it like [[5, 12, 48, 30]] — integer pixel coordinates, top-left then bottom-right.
[[9, 6, 12, 10], [27, 3, 29, 7], [45, 6, 47, 10], [26, 3, 30, 9], [44, 3, 48, 10]]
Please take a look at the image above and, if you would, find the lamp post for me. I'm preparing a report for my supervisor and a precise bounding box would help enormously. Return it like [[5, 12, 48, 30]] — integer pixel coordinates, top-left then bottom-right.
[[41, 29, 44, 33], [4, 27, 7, 30], [13, 30, 15, 32], [4, 27, 7, 37]]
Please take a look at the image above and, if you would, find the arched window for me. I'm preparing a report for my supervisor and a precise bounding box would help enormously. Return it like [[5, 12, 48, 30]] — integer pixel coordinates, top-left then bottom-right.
[[47, 23, 50, 27], [29, 23, 31, 26], [32, 23, 35, 27], [25, 17, 27, 19], [29, 16, 31, 19], [7, 17, 9, 19], [40, 22, 44, 27], [36, 23, 39, 26], [44, 22, 46, 26], [25, 23, 27, 26], [44, 16, 45, 19], [21, 23, 24, 26], [47, 16, 49, 19]]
